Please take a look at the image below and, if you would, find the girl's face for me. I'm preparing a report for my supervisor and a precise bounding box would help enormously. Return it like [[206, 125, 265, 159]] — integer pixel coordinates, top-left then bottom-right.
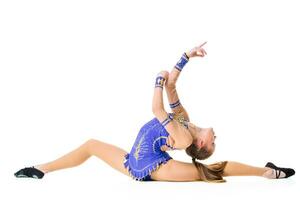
[[195, 127, 216, 154]]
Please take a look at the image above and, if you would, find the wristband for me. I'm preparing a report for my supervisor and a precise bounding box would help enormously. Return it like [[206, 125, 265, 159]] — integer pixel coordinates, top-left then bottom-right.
[[161, 113, 174, 127], [169, 99, 181, 109], [174, 53, 189, 71], [155, 76, 165, 89]]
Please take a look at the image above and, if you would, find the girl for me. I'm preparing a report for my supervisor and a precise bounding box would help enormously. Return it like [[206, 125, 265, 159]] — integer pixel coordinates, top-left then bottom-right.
[[14, 42, 295, 182]]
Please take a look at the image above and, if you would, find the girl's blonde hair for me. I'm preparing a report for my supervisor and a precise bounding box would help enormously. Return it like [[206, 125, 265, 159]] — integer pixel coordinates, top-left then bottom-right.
[[186, 143, 227, 183]]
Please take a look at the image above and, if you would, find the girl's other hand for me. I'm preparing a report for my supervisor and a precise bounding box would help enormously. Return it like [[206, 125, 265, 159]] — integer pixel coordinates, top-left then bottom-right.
[[187, 42, 207, 58]]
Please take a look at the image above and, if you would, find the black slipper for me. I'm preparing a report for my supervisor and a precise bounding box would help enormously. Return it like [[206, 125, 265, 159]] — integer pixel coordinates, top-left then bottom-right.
[[14, 166, 45, 179], [265, 162, 295, 178]]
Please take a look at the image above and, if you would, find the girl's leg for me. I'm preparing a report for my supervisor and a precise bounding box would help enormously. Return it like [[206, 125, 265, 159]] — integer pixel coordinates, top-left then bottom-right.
[[223, 161, 288, 178], [222, 161, 268, 177], [151, 159, 202, 181], [151, 160, 278, 181], [35, 138, 130, 177]]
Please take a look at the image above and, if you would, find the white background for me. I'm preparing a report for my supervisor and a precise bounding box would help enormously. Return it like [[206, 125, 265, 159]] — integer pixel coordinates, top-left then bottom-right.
[[0, 0, 299, 199]]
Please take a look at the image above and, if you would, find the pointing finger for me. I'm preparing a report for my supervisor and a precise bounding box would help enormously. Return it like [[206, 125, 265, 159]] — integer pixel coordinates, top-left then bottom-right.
[[199, 41, 207, 48]]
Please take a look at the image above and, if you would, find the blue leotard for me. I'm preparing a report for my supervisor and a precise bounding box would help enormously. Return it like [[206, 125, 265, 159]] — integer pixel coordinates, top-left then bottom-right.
[[124, 112, 179, 181]]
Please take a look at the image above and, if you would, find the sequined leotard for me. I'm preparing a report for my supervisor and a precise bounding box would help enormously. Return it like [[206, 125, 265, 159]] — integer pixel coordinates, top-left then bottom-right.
[[124, 112, 189, 181]]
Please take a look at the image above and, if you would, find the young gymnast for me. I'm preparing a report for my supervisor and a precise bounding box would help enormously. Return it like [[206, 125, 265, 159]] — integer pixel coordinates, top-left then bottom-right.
[[14, 42, 295, 182]]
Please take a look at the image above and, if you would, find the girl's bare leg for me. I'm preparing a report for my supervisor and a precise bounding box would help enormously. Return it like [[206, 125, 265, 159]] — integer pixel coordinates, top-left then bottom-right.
[[223, 161, 288, 178], [35, 138, 130, 177], [222, 161, 269, 177], [151, 159, 200, 181], [151, 160, 280, 181]]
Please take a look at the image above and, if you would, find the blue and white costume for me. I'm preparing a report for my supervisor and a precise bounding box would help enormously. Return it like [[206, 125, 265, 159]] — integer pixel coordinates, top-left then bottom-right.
[[124, 113, 179, 181]]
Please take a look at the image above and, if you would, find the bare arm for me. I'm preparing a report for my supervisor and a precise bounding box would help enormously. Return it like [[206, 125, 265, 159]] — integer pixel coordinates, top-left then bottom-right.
[[165, 83, 190, 121], [165, 66, 190, 121], [152, 71, 193, 149], [165, 42, 207, 121]]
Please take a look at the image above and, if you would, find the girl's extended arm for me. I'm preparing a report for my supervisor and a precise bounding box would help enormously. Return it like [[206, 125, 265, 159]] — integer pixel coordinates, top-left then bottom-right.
[[152, 71, 193, 149], [165, 42, 207, 121]]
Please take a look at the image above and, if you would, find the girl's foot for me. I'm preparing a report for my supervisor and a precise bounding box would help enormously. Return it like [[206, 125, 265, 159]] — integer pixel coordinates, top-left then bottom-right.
[[263, 162, 295, 179], [14, 166, 45, 179]]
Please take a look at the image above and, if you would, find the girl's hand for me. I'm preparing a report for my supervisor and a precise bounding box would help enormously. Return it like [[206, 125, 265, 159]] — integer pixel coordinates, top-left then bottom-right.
[[157, 70, 169, 81], [187, 42, 207, 58]]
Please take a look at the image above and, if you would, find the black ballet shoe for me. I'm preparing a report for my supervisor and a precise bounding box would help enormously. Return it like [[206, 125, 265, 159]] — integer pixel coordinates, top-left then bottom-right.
[[265, 162, 295, 179], [14, 166, 44, 179]]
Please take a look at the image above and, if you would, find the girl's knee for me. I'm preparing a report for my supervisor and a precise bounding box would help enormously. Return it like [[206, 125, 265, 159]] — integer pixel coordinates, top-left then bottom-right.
[[85, 138, 100, 153]]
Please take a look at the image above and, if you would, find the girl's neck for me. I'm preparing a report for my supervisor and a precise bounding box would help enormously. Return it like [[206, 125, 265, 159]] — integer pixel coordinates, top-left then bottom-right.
[[188, 122, 199, 140]]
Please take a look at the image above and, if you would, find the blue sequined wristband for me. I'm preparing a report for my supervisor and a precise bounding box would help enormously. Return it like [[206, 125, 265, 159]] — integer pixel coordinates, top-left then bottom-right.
[[174, 53, 189, 71], [155, 76, 165, 89], [169, 99, 181, 109]]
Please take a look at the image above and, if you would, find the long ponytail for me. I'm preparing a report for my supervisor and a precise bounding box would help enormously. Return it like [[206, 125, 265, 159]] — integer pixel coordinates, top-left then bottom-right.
[[192, 158, 227, 183], [186, 143, 227, 182]]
